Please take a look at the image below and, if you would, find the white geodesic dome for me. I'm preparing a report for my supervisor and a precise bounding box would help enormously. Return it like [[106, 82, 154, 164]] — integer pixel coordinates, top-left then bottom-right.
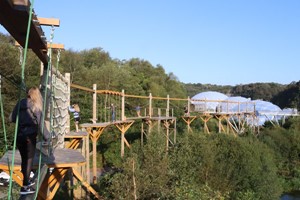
[[219, 96, 252, 113], [191, 91, 228, 112], [252, 100, 282, 113], [281, 108, 298, 115], [190, 90, 297, 127], [251, 100, 282, 125]]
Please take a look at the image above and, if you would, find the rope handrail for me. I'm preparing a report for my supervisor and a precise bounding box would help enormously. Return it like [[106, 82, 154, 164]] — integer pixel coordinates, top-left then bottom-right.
[[125, 94, 187, 101], [96, 90, 122, 95], [71, 83, 94, 92], [125, 94, 149, 99]]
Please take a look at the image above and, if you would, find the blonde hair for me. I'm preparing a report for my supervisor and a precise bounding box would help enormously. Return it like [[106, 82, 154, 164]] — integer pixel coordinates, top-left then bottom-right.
[[27, 87, 43, 112], [74, 104, 80, 112]]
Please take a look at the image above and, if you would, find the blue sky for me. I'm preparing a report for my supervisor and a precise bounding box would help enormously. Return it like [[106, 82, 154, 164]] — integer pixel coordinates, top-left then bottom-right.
[[1, 0, 299, 85]]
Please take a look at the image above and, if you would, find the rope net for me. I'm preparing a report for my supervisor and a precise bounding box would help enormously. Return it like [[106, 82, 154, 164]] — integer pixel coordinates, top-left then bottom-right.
[[51, 68, 69, 149]]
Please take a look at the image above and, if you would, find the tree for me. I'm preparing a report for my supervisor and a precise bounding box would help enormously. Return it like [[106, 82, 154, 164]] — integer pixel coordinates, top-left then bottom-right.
[[258, 121, 300, 192]]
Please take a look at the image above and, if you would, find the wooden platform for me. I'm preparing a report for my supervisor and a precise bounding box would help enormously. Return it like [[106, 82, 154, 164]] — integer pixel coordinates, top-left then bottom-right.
[[65, 131, 88, 149], [81, 119, 134, 128], [0, 149, 85, 169], [0, 148, 101, 199], [65, 131, 88, 138]]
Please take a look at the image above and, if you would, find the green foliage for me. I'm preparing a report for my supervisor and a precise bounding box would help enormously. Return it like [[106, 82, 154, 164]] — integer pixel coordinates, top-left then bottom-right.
[[231, 82, 285, 101], [185, 83, 232, 97], [272, 81, 300, 110], [106, 131, 172, 199], [170, 132, 282, 200], [258, 122, 300, 192], [96, 130, 283, 199]]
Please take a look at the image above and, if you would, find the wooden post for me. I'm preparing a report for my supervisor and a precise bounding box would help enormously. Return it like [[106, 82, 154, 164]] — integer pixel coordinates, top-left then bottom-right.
[[91, 84, 96, 184], [92, 134, 97, 184], [115, 122, 134, 157], [86, 135, 90, 184], [166, 121, 169, 151], [141, 122, 144, 146], [93, 84, 97, 123], [174, 120, 177, 144], [166, 95, 170, 117], [158, 118, 161, 133], [122, 90, 125, 121], [149, 93, 152, 117], [121, 129, 125, 157]]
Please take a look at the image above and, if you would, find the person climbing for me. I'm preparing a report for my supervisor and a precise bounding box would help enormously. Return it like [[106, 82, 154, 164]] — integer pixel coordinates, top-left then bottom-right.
[[69, 104, 80, 132], [10, 87, 43, 195]]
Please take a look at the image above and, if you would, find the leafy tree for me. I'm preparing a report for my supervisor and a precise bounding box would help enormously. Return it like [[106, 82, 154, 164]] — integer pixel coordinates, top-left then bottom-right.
[[107, 131, 172, 199], [272, 81, 300, 110], [82, 47, 110, 69], [185, 83, 232, 97], [258, 121, 300, 192], [231, 82, 285, 101], [170, 132, 282, 199]]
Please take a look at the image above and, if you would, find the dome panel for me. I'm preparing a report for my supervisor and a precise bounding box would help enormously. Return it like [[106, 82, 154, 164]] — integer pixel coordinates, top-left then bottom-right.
[[220, 96, 252, 113], [251, 100, 282, 126], [191, 91, 228, 112]]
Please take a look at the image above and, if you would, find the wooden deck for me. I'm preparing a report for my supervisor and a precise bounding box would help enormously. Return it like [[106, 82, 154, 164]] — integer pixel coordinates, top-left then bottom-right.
[[0, 149, 85, 170], [65, 130, 88, 138], [0, 148, 101, 199], [80, 119, 135, 128]]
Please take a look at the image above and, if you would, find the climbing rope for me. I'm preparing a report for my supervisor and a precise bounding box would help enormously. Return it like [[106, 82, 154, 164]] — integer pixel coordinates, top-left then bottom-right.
[[8, 0, 35, 199], [34, 24, 56, 199], [0, 76, 12, 187], [0, 76, 8, 154]]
